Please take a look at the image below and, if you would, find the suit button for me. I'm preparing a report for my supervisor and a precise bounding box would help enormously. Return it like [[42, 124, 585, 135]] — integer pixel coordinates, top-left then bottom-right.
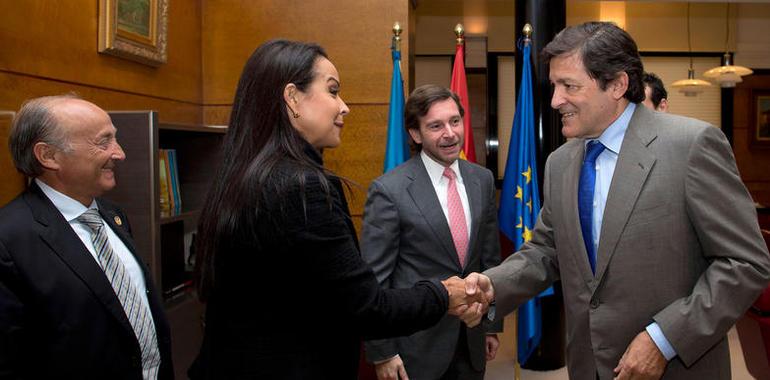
[[590, 299, 600, 309]]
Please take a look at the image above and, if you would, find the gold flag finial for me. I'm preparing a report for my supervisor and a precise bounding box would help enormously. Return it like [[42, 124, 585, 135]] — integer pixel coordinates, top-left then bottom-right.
[[523, 23, 533, 38], [392, 22, 402, 51], [454, 23, 465, 44]]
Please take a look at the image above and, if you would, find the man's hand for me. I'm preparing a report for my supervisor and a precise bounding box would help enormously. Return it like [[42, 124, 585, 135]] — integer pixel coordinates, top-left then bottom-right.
[[374, 355, 408, 380], [441, 276, 487, 309], [613, 331, 667, 380], [464, 272, 494, 308], [446, 273, 495, 327], [485, 334, 500, 361]]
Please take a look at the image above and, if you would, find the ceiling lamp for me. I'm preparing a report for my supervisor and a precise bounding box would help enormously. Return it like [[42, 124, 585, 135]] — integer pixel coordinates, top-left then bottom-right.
[[703, 3, 752, 88], [671, 3, 712, 97], [672, 68, 713, 97]]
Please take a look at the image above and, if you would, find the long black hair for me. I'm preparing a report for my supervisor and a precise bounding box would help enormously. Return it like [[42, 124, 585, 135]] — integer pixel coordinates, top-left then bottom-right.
[[195, 39, 332, 301]]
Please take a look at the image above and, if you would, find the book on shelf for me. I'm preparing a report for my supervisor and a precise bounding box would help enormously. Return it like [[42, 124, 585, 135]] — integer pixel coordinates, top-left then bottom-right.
[[159, 149, 182, 216], [167, 149, 182, 214], [158, 150, 171, 215]]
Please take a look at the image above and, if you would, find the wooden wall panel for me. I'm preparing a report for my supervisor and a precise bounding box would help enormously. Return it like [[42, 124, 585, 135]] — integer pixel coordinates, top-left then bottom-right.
[[201, 0, 411, 107], [0, 112, 25, 206], [0, 72, 202, 126], [0, 0, 202, 105], [324, 104, 390, 218], [734, 74, 770, 206]]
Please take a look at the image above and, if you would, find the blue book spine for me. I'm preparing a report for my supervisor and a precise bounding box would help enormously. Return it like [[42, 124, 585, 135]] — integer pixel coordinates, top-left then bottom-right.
[[167, 149, 182, 214]]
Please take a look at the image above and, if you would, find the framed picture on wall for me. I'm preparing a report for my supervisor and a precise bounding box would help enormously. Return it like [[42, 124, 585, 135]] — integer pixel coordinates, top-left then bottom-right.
[[751, 90, 770, 148], [98, 0, 168, 66]]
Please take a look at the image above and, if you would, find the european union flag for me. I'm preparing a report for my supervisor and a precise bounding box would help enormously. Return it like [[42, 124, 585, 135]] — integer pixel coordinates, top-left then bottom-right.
[[383, 49, 409, 173], [498, 38, 551, 365]]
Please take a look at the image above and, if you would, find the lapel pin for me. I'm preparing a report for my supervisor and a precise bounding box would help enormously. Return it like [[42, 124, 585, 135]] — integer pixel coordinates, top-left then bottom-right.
[[114, 216, 123, 226]]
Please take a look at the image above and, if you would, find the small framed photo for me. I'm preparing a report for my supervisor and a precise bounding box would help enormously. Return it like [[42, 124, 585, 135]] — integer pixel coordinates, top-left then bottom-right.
[[98, 0, 168, 66], [751, 90, 770, 148]]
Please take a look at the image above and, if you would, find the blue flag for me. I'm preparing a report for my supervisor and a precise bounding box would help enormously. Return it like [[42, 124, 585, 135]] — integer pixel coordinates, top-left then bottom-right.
[[383, 50, 409, 173], [498, 40, 552, 365]]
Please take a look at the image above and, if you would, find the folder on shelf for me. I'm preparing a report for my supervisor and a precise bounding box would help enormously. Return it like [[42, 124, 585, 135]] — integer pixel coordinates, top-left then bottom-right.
[[167, 149, 182, 214], [158, 149, 171, 215]]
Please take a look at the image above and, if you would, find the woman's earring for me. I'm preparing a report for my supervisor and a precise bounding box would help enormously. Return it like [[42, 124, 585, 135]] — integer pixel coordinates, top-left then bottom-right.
[[292, 110, 300, 119]]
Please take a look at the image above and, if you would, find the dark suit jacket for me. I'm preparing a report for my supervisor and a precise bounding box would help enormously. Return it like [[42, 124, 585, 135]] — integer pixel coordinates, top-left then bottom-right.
[[189, 147, 449, 380], [486, 105, 770, 379], [362, 156, 501, 379], [0, 182, 173, 380]]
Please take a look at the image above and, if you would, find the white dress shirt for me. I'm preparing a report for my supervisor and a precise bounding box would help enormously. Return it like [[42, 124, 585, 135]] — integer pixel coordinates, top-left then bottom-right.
[[36, 179, 154, 314], [420, 151, 472, 237]]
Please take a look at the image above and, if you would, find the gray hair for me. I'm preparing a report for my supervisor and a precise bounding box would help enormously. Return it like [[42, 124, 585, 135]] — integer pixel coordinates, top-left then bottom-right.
[[9, 94, 78, 177]]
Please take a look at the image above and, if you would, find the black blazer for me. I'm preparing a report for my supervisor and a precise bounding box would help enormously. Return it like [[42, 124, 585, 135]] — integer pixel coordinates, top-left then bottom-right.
[[0, 182, 173, 379], [189, 148, 449, 380]]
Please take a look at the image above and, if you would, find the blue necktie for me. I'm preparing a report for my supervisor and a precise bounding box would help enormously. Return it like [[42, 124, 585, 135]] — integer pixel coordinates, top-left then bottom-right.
[[579, 140, 605, 274]]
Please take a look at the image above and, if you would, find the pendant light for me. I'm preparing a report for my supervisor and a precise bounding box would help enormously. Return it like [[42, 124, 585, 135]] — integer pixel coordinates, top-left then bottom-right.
[[672, 3, 712, 97], [703, 3, 752, 88]]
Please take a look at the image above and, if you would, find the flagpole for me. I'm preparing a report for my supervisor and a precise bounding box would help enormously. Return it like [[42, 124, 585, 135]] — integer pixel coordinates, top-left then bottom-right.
[[512, 22, 533, 380]]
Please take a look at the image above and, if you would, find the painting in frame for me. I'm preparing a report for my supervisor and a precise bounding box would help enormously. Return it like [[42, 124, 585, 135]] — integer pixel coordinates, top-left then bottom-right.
[[98, 0, 168, 66], [751, 90, 770, 148]]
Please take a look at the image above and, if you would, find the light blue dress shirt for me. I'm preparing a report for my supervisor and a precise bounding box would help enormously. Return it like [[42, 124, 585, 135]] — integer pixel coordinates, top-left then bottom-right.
[[587, 103, 676, 361], [35, 179, 155, 317]]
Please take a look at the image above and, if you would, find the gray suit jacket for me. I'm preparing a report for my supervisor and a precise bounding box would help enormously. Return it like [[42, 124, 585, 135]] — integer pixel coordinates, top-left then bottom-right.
[[362, 156, 501, 379], [485, 105, 770, 380]]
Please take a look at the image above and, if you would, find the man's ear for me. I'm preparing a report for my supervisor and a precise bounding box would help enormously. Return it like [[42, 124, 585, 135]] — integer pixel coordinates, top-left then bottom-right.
[[657, 98, 669, 113], [33, 142, 60, 171], [610, 72, 630, 100], [407, 127, 422, 145]]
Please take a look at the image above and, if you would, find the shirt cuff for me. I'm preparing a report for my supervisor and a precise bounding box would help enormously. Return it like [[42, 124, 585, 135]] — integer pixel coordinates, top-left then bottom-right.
[[646, 322, 676, 361], [486, 305, 496, 321]]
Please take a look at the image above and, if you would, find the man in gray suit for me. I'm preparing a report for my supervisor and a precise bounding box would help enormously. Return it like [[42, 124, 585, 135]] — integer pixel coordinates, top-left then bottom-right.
[[362, 84, 501, 380], [465, 22, 770, 379]]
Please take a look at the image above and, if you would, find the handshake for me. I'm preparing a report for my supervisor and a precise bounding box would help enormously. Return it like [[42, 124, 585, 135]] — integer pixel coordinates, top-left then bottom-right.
[[440, 273, 494, 328]]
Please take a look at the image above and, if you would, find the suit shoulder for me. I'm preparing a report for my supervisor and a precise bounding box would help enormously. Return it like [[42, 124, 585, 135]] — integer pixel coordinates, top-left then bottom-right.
[[372, 158, 418, 186], [0, 191, 36, 240]]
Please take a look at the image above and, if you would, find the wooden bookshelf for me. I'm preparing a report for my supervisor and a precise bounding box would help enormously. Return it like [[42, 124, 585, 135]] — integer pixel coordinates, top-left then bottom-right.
[[105, 111, 223, 379]]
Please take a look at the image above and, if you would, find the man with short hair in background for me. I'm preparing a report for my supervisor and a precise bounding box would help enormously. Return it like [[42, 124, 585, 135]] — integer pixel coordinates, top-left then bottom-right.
[[642, 72, 669, 112]]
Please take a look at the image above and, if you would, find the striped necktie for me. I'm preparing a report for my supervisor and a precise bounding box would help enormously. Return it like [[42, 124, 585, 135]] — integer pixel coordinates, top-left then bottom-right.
[[78, 209, 161, 379]]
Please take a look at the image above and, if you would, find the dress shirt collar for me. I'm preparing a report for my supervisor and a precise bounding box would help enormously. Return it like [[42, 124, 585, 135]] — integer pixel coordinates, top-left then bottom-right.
[[35, 178, 98, 222], [420, 150, 464, 187], [587, 102, 636, 154]]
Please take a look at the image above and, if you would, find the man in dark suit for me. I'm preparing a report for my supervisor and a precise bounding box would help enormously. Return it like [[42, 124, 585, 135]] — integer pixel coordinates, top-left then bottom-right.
[[465, 22, 770, 379], [362, 85, 501, 380], [0, 95, 173, 379]]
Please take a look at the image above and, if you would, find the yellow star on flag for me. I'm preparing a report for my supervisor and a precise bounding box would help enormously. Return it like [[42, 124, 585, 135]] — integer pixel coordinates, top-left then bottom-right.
[[526, 199, 532, 212], [522, 226, 533, 242], [516, 216, 523, 229], [522, 166, 532, 184], [515, 186, 523, 200]]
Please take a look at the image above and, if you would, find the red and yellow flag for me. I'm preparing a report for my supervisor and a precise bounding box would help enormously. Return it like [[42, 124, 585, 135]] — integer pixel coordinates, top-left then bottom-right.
[[450, 39, 476, 163]]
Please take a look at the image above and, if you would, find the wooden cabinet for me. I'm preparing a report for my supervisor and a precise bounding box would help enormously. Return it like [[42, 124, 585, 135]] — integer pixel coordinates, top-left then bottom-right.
[[106, 111, 224, 379]]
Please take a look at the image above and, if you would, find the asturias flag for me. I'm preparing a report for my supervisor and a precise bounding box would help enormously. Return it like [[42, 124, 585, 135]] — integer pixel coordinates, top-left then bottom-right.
[[383, 49, 410, 173], [498, 39, 552, 365], [450, 42, 476, 163]]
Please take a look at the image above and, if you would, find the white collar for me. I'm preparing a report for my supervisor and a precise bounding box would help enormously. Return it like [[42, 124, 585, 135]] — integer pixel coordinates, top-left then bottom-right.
[[420, 150, 463, 187], [35, 178, 98, 222]]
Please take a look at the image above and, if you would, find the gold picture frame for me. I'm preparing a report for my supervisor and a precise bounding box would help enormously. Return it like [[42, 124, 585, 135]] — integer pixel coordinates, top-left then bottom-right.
[[98, 0, 168, 66]]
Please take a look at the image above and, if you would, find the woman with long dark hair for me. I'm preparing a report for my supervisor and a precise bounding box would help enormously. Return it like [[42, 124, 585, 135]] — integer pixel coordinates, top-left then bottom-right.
[[189, 40, 478, 379]]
